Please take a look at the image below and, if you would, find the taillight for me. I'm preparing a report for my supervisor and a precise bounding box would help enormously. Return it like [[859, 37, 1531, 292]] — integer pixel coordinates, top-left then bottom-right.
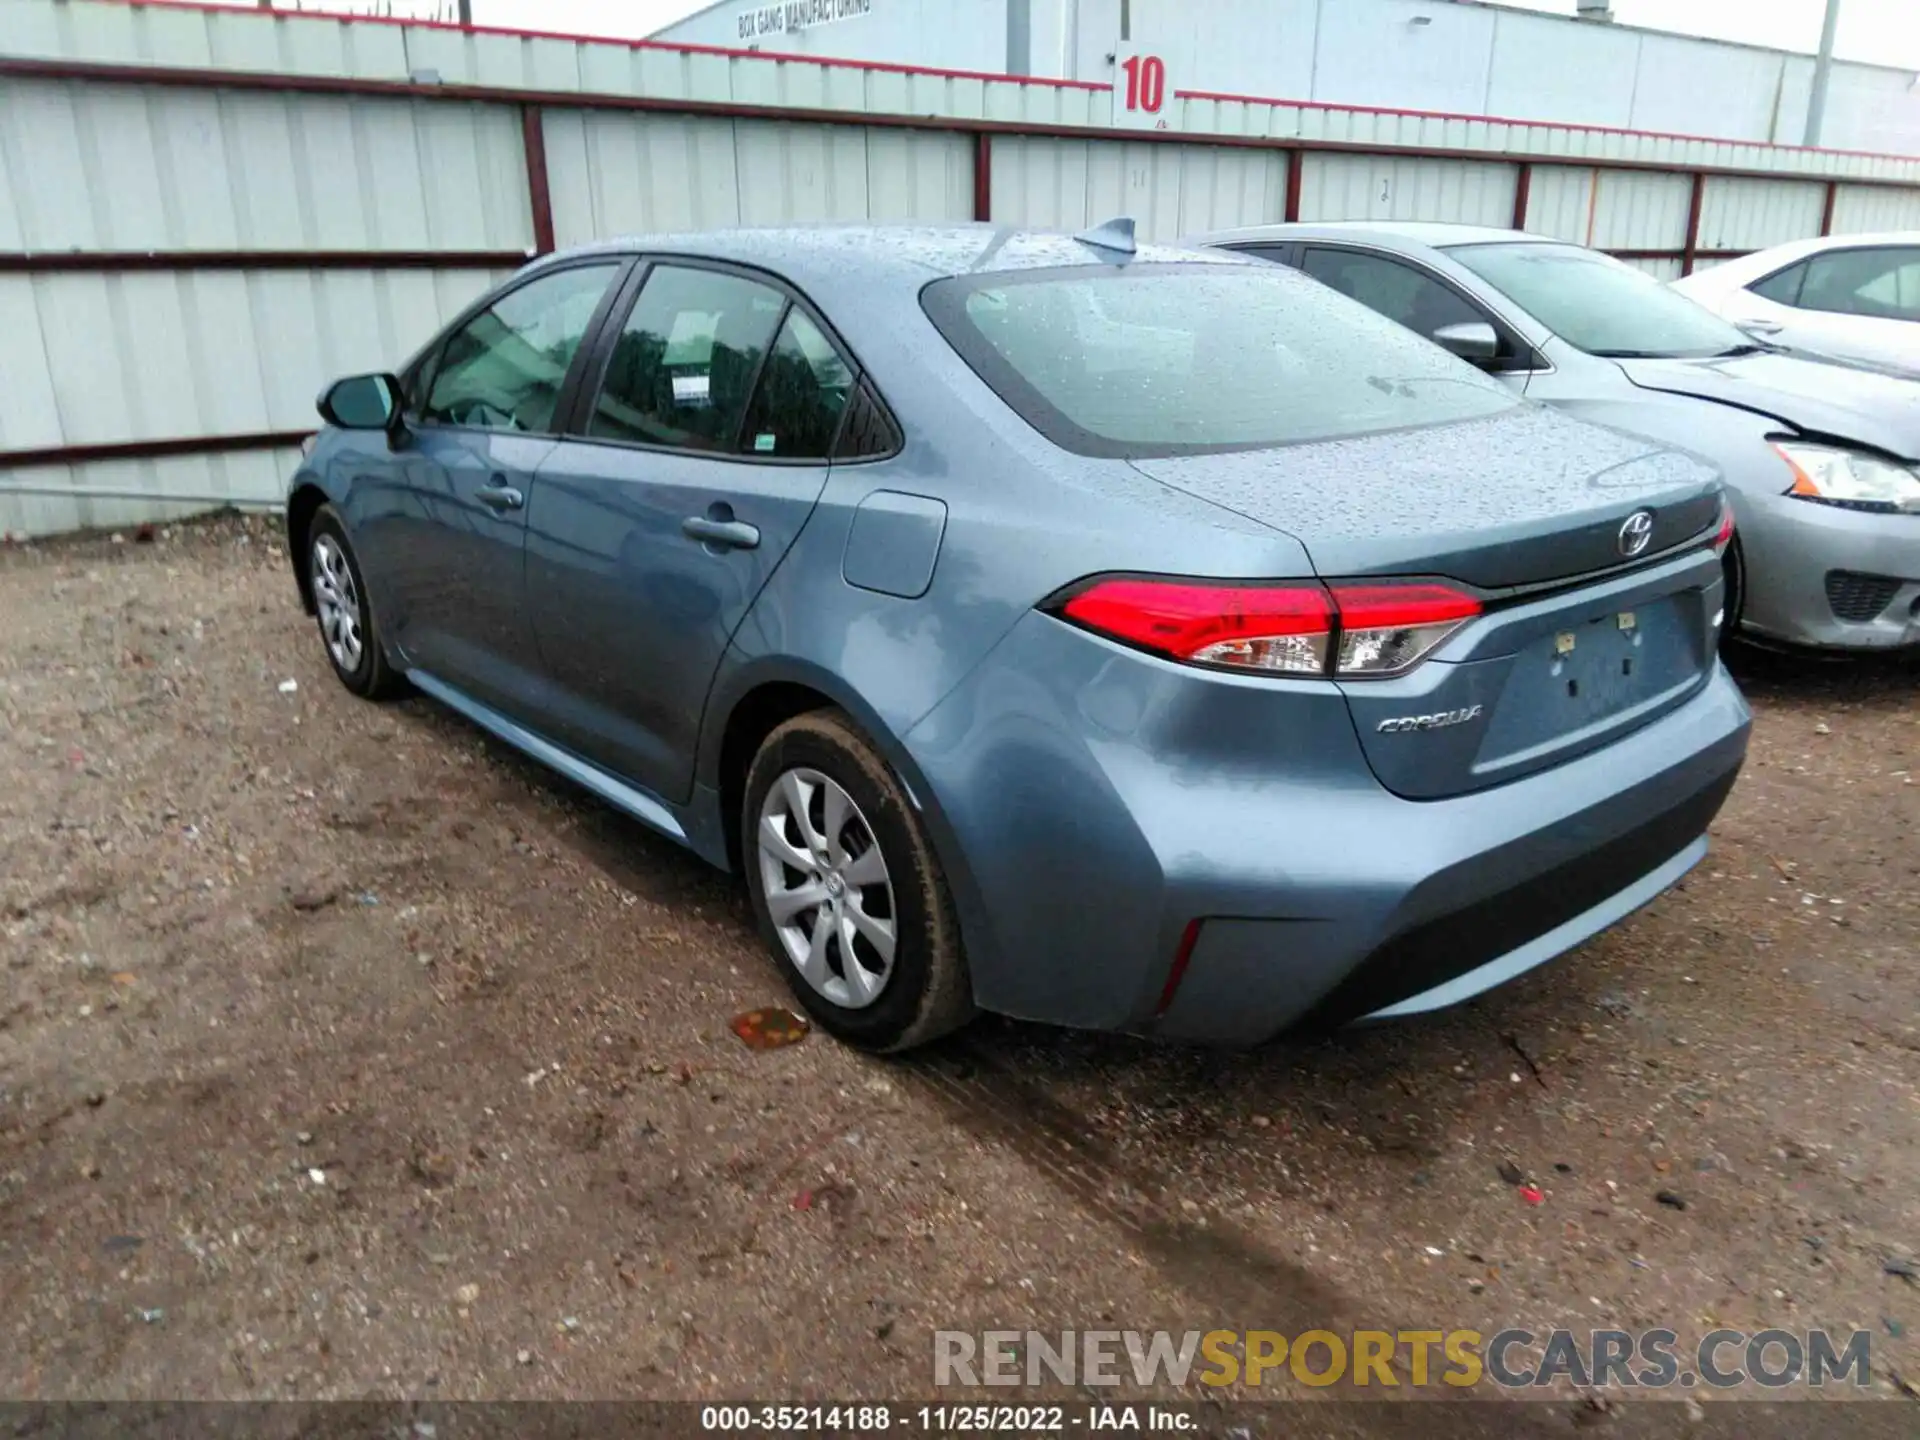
[[1712, 496, 1735, 556], [1055, 576, 1480, 679], [1060, 579, 1333, 675], [1329, 583, 1482, 678]]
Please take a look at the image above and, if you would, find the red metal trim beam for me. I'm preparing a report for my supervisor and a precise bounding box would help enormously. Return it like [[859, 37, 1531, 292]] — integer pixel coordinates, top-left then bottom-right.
[[1820, 180, 1839, 236], [522, 105, 556, 256], [973, 132, 993, 223], [0, 249, 529, 273], [1511, 161, 1532, 232], [0, 430, 314, 470], [1680, 172, 1708, 276], [5, 57, 1916, 191]]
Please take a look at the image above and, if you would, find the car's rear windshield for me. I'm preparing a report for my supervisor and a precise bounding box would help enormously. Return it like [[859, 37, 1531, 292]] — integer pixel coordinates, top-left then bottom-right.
[[1446, 241, 1751, 359], [920, 262, 1517, 458]]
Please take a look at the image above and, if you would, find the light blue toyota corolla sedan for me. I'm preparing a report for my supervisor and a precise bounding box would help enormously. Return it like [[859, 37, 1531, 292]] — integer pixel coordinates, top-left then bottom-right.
[[285, 223, 1751, 1052]]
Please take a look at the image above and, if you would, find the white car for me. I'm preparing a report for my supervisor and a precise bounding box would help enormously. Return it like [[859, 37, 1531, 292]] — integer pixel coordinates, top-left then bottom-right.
[[1670, 234, 1920, 380]]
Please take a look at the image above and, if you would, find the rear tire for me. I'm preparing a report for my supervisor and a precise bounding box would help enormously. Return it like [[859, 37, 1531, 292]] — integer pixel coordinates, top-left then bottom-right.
[[742, 711, 973, 1053], [306, 505, 407, 700]]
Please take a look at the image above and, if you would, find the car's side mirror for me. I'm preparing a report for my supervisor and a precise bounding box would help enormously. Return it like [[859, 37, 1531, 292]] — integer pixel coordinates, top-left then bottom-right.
[[318, 373, 405, 438], [1430, 321, 1501, 364]]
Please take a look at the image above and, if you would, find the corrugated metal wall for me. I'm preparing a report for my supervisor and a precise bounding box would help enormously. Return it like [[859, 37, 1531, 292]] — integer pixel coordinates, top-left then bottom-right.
[[1829, 185, 1920, 236], [0, 451, 307, 539], [0, 78, 533, 252], [1296, 154, 1516, 227], [0, 267, 511, 534], [5, 0, 1920, 536], [1698, 177, 1828, 254], [542, 111, 973, 246], [988, 136, 1289, 240]]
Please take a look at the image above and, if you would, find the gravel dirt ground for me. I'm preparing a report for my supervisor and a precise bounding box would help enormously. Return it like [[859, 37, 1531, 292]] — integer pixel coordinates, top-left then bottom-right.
[[2, 514, 1917, 1434]]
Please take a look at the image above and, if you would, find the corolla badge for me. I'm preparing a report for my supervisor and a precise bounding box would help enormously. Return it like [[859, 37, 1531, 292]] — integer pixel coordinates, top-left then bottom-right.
[[1377, 705, 1484, 734], [1618, 509, 1655, 558]]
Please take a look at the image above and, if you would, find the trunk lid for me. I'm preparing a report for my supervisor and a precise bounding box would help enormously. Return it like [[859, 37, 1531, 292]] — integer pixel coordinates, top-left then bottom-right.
[[1130, 404, 1721, 589], [1130, 404, 1726, 799]]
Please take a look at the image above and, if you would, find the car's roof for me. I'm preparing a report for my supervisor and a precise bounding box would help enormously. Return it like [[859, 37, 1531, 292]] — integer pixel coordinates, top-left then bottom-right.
[[1188, 220, 1552, 252], [527, 222, 1247, 295]]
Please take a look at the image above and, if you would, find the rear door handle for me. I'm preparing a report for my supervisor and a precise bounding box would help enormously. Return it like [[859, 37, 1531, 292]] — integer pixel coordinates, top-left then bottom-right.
[[476, 482, 524, 512], [1738, 318, 1784, 335], [682, 516, 761, 550]]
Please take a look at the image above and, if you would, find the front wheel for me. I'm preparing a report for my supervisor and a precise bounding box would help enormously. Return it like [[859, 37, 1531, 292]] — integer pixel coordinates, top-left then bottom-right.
[[742, 711, 973, 1052], [306, 505, 407, 700]]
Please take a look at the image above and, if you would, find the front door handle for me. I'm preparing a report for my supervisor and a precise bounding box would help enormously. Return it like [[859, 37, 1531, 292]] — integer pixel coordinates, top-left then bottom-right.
[[476, 482, 524, 512], [1738, 318, 1784, 336], [682, 516, 761, 550]]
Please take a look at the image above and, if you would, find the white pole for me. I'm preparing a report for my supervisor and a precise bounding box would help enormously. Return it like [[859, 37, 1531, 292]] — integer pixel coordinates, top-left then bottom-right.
[[1804, 0, 1842, 147]]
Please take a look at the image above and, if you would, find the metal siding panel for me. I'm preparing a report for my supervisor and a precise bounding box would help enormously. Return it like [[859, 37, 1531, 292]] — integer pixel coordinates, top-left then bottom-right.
[[154, 87, 242, 250], [1299, 154, 1516, 226], [36, 275, 132, 445], [0, 277, 62, 450], [865, 129, 975, 222], [1523, 165, 1594, 241], [989, 134, 1092, 232], [3, 267, 501, 452], [543, 110, 741, 243], [734, 121, 863, 225], [1830, 186, 1920, 235], [1171, 145, 1289, 236], [988, 137, 1286, 241], [1697, 177, 1826, 252], [219, 88, 306, 249], [0, 448, 304, 539], [1587, 170, 1693, 251], [0, 80, 528, 253]]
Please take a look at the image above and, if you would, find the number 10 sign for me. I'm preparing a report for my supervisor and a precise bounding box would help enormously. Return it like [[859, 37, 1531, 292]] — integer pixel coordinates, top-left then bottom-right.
[[1111, 44, 1172, 129]]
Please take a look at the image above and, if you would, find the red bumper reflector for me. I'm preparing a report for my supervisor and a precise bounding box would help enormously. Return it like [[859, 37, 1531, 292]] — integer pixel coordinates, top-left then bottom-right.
[[1155, 918, 1205, 1016]]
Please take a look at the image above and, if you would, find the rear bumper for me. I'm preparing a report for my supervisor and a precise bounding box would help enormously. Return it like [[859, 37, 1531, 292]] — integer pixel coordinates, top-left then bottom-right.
[[1161, 745, 1738, 1043], [1736, 491, 1920, 651], [904, 612, 1751, 1045]]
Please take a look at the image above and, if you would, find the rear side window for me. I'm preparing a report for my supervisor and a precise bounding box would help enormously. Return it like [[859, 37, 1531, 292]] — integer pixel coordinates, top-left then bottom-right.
[[1748, 262, 1807, 306], [738, 309, 855, 458], [421, 263, 620, 433], [921, 262, 1516, 459], [1795, 247, 1920, 321], [1301, 247, 1483, 338], [589, 265, 786, 451]]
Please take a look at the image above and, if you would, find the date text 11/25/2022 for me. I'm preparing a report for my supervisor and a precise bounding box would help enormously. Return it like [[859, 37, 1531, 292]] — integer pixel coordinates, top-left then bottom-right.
[[700, 1405, 1192, 1432]]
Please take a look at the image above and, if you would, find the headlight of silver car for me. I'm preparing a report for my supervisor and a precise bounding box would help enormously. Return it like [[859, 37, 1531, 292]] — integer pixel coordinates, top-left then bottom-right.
[[1772, 441, 1920, 514]]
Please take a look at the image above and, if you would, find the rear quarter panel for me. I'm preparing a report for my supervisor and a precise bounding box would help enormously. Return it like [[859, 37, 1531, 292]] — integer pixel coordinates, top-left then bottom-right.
[[700, 353, 1320, 1008]]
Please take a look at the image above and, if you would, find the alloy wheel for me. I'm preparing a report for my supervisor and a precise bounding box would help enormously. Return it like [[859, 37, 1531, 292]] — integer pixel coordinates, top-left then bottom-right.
[[756, 767, 897, 1010], [310, 532, 364, 674]]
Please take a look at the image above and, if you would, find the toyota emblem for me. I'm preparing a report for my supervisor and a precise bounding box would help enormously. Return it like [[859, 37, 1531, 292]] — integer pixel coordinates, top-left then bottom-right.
[[1618, 510, 1654, 558]]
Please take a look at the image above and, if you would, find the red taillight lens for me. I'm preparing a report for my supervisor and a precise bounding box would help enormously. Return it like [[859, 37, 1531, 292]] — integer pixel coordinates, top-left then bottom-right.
[[1712, 497, 1735, 556], [1061, 579, 1334, 675], [1056, 577, 1480, 678]]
